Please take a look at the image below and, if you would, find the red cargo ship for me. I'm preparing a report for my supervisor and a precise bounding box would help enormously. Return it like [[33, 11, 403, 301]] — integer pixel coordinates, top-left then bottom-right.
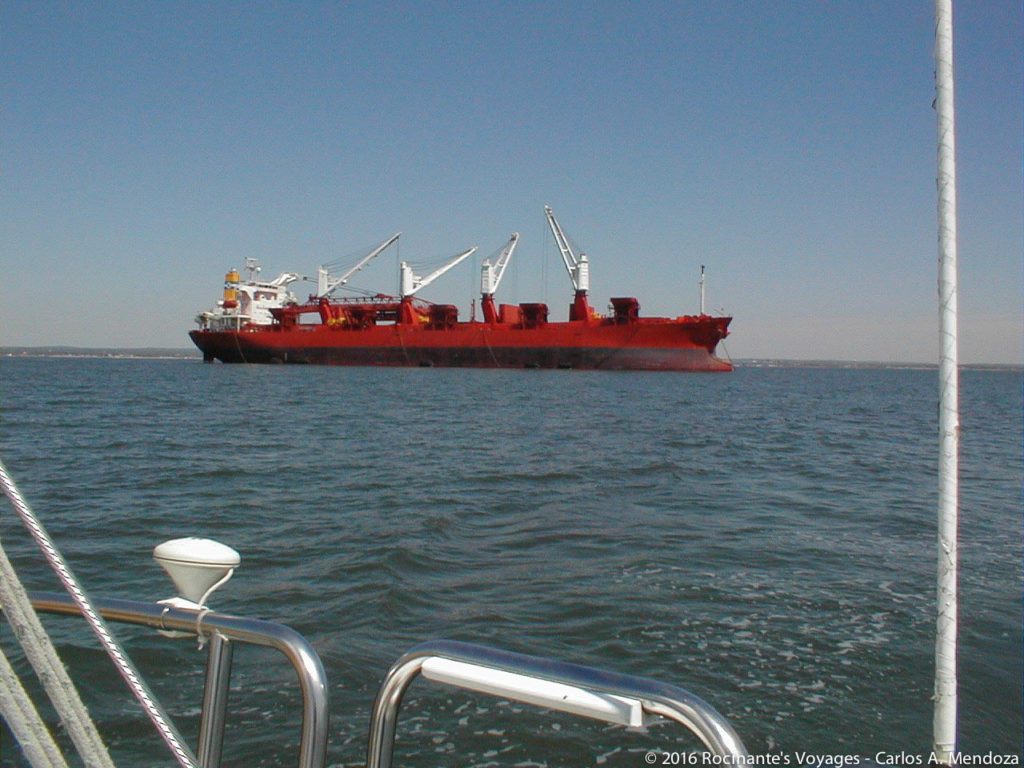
[[189, 207, 732, 371]]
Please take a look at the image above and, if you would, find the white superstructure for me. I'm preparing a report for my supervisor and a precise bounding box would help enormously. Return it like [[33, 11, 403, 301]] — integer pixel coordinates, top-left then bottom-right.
[[195, 258, 299, 331]]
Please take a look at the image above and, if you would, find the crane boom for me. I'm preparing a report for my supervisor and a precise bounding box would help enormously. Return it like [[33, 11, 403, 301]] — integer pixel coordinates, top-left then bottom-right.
[[400, 246, 478, 298], [270, 272, 300, 287], [544, 205, 589, 293], [480, 233, 519, 296], [316, 233, 401, 298]]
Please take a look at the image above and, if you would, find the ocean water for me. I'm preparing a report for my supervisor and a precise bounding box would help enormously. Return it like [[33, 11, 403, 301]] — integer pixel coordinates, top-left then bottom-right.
[[0, 357, 1020, 766]]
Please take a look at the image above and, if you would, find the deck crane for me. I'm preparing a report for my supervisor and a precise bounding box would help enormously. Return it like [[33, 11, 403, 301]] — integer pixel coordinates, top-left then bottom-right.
[[400, 246, 479, 298], [316, 233, 401, 299], [398, 245, 478, 324], [243, 257, 301, 288], [479, 233, 519, 323], [544, 205, 592, 321]]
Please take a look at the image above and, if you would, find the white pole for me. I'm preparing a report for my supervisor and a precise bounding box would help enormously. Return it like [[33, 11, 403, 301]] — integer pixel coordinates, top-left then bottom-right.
[[933, 0, 959, 762], [700, 265, 706, 314]]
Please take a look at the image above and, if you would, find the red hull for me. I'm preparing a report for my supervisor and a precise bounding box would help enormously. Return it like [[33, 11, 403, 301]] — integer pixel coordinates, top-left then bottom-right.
[[189, 315, 732, 372]]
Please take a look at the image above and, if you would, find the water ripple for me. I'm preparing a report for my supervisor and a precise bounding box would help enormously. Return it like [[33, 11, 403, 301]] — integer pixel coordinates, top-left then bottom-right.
[[0, 360, 1019, 765]]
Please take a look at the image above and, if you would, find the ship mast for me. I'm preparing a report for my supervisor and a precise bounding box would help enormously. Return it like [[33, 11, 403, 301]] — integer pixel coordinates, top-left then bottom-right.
[[544, 205, 591, 321], [932, 0, 960, 763], [699, 265, 706, 315]]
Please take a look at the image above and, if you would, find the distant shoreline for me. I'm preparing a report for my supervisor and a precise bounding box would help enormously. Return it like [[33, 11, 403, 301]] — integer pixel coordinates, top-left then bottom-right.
[[2, 347, 1020, 372], [2, 347, 198, 361]]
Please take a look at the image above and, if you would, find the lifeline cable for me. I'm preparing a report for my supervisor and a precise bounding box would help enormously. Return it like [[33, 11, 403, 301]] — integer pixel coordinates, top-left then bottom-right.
[[0, 459, 199, 768]]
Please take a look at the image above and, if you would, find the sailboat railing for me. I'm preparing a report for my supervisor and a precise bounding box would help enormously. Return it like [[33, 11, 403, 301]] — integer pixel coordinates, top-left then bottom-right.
[[366, 638, 748, 768], [28, 592, 330, 768]]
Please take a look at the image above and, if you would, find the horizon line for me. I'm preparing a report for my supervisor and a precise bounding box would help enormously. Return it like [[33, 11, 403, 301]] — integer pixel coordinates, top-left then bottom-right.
[[2, 346, 1020, 370]]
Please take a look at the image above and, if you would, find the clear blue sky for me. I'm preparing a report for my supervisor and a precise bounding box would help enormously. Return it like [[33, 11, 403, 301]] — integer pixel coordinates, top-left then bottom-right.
[[2, 2, 1020, 363]]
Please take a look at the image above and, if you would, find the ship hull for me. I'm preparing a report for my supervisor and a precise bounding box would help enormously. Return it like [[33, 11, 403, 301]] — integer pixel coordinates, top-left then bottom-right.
[[189, 318, 732, 372]]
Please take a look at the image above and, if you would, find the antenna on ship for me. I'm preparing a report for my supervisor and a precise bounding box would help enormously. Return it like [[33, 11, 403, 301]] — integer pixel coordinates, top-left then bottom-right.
[[700, 265, 706, 315], [244, 257, 261, 282]]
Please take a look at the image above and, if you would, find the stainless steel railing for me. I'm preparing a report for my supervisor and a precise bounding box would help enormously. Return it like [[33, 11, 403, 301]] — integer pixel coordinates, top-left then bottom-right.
[[366, 638, 748, 767], [28, 592, 329, 768], [30, 595, 747, 768]]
